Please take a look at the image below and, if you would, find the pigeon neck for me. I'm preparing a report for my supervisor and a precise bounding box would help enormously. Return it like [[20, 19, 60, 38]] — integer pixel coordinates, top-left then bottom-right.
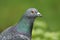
[[16, 16, 35, 36]]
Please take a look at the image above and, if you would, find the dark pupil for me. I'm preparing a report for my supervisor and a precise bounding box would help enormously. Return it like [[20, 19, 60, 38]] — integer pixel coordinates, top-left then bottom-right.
[[31, 11, 34, 13]]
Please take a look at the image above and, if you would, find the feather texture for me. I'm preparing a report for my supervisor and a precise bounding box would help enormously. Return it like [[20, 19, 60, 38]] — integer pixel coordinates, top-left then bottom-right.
[[0, 8, 42, 40]]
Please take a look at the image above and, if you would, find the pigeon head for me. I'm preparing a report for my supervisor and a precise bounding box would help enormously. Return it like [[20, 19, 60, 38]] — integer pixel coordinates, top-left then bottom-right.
[[24, 8, 42, 18]]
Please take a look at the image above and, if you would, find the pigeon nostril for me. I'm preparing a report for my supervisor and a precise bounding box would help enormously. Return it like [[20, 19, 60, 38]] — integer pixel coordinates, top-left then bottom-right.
[[37, 12, 40, 15]]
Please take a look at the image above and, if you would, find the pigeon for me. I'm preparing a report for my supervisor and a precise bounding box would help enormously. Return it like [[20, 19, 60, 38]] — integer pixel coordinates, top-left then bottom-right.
[[0, 8, 42, 40]]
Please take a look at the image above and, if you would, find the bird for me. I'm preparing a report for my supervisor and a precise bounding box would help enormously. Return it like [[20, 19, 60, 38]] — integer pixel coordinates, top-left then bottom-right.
[[0, 8, 42, 40]]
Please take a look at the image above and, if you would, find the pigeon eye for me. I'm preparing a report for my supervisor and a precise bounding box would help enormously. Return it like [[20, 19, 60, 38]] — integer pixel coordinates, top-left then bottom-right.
[[31, 10, 34, 14]]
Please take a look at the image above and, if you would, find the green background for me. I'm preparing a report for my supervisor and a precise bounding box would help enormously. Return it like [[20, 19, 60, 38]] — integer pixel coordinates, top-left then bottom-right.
[[0, 0, 60, 40]]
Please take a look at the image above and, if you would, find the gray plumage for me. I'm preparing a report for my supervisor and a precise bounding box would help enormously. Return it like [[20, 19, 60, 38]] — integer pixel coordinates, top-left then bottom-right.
[[0, 8, 42, 40]]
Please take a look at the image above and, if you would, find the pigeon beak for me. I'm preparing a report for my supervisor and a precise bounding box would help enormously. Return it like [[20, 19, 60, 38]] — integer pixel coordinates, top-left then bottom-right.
[[37, 12, 42, 17]]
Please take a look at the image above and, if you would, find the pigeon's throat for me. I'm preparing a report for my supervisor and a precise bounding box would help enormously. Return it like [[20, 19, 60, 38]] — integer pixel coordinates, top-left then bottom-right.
[[16, 16, 35, 36]]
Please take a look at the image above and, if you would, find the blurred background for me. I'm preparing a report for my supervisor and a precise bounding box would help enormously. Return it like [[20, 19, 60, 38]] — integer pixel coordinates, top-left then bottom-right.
[[0, 0, 60, 40]]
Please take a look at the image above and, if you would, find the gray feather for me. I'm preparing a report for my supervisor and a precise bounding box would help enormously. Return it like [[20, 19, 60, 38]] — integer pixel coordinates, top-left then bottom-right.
[[0, 8, 42, 40]]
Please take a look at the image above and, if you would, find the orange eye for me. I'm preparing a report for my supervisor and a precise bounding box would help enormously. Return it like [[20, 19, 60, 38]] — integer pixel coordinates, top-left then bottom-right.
[[31, 10, 34, 14]]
